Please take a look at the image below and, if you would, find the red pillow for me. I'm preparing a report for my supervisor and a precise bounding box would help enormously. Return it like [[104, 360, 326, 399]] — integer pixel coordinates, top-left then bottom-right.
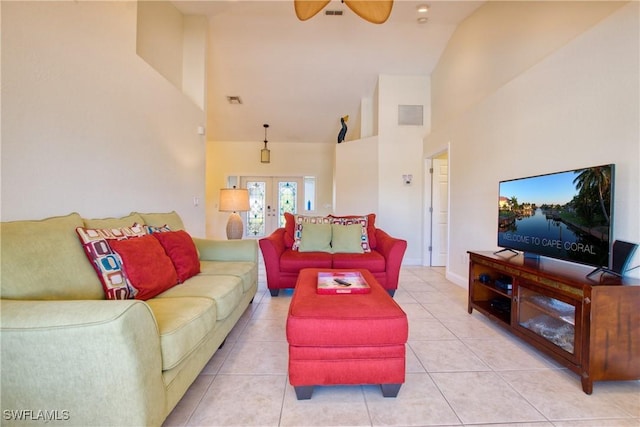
[[284, 212, 295, 248], [152, 230, 200, 283], [109, 235, 178, 300]]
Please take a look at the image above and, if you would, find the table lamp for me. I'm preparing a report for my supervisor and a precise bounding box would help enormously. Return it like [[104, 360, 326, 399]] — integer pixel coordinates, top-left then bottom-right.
[[219, 188, 250, 239]]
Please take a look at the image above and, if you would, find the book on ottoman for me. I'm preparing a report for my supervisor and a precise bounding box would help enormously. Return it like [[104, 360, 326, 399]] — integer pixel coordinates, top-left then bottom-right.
[[317, 271, 371, 294]]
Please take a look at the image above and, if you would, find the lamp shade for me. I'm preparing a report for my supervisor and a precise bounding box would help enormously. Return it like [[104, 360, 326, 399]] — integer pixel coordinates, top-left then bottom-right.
[[219, 188, 250, 212]]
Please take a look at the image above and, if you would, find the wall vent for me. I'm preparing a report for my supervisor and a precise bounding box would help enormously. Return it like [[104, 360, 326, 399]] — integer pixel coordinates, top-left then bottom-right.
[[398, 105, 423, 126], [325, 10, 343, 16]]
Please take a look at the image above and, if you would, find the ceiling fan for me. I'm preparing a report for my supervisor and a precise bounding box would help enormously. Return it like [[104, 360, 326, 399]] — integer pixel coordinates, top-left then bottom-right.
[[294, 0, 394, 24]]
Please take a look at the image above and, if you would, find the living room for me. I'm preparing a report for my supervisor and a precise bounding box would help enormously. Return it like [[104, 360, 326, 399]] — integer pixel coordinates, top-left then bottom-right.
[[3, 1, 638, 285], [2, 1, 639, 425]]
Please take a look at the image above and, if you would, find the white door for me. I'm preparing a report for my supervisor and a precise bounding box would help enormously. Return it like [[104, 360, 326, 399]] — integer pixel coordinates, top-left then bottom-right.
[[431, 157, 449, 266], [240, 176, 304, 238]]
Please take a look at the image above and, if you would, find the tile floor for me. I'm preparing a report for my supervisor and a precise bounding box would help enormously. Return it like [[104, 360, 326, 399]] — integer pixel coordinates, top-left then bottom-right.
[[163, 266, 639, 427]]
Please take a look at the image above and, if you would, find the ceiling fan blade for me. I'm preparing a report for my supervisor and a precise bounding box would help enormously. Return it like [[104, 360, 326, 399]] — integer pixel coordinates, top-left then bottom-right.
[[294, 0, 331, 21], [344, 0, 394, 24]]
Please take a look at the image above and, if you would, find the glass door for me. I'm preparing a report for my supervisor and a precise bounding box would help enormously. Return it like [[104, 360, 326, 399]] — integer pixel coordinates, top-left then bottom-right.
[[515, 282, 581, 362], [240, 177, 303, 238]]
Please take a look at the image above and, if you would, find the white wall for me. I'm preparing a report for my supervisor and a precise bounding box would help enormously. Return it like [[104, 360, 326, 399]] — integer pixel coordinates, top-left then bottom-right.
[[378, 75, 430, 265], [334, 75, 429, 264], [136, 1, 207, 110], [206, 140, 335, 239], [2, 1, 207, 235], [136, 1, 184, 90], [334, 136, 379, 215], [426, 2, 640, 284], [431, 1, 626, 129]]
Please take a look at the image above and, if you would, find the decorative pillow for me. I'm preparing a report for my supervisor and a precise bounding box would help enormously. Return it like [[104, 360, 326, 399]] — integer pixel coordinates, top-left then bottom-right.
[[135, 211, 185, 231], [329, 216, 371, 252], [284, 212, 296, 248], [144, 224, 172, 234], [292, 215, 332, 251], [76, 225, 147, 300], [331, 223, 365, 253], [153, 230, 200, 283], [329, 213, 376, 249], [298, 223, 332, 252], [109, 235, 178, 300]]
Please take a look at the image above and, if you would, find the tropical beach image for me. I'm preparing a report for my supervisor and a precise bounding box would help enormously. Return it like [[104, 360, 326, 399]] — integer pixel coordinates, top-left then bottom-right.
[[498, 165, 613, 266]]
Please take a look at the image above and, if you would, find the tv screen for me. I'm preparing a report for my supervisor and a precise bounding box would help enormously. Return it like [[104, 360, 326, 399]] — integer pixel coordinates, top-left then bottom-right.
[[498, 164, 614, 268]]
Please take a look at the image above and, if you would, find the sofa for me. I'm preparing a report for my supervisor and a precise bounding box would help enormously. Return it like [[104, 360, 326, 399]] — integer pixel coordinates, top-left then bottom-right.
[[0, 211, 258, 427], [259, 213, 407, 296]]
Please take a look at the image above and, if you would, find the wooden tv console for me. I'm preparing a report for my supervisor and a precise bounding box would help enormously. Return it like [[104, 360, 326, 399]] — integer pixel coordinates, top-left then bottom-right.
[[467, 251, 640, 394]]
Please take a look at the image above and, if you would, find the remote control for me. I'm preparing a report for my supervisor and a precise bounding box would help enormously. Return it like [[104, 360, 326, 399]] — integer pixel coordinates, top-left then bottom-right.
[[334, 279, 352, 287]]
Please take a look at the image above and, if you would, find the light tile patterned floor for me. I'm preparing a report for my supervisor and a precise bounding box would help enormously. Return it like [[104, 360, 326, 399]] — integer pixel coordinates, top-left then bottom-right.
[[163, 266, 640, 427]]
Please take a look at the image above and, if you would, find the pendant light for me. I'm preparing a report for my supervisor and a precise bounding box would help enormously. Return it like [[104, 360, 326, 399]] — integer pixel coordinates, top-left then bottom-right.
[[261, 124, 270, 163]]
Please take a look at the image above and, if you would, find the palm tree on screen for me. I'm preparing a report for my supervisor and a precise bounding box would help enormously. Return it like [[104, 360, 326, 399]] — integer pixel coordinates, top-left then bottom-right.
[[573, 166, 611, 225]]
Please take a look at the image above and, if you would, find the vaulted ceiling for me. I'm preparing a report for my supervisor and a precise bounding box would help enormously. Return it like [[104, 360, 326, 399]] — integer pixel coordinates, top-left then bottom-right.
[[172, 1, 484, 144]]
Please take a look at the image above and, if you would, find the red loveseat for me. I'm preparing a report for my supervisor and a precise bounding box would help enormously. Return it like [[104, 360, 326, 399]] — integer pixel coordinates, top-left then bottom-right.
[[259, 213, 407, 296]]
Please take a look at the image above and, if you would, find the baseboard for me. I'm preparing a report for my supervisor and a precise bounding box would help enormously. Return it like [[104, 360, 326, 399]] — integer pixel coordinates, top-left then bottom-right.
[[445, 269, 467, 289]]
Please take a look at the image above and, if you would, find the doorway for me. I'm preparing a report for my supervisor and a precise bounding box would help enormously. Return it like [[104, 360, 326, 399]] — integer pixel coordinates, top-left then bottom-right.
[[427, 152, 449, 266], [239, 176, 304, 238]]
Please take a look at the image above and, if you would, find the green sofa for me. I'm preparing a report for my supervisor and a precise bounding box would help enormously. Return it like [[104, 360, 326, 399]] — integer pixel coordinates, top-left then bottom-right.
[[0, 211, 258, 426]]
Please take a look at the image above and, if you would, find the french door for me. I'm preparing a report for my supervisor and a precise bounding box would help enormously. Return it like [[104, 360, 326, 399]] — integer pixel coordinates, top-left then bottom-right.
[[240, 176, 304, 238]]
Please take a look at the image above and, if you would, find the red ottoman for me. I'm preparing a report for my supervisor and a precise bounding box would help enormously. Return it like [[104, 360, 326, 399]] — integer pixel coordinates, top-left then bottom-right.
[[286, 268, 408, 399]]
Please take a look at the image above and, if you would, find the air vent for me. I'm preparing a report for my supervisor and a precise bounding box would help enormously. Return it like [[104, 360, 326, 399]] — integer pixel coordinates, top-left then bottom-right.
[[325, 10, 343, 16], [398, 105, 424, 126]]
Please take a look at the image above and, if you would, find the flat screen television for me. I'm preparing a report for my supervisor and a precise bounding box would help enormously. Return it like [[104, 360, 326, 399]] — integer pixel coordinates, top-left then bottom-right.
[[497, 164, 614, 269]]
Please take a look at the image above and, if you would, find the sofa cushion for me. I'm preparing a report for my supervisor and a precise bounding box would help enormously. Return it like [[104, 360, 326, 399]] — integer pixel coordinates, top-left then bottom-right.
[[153, 230, 200, 283], [199, 261, 257, 293], [298, 223, 332, 252], [1, 213, 103, 300], [109, 235, 178, 300], [281, 250, 333, 272], [155, 274, 243, 321], [331, 223, 365, 254], [329, 213, 377, 249], [136, 211, 185, 231], [331, 251, 386, 272], [76, 225, 147, 300], [83, 213, 145, 229], [145, 297, 216, 371]]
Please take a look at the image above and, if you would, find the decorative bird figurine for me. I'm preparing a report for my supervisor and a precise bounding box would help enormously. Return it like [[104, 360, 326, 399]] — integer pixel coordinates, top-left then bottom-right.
[[337, 115, 349, 144]]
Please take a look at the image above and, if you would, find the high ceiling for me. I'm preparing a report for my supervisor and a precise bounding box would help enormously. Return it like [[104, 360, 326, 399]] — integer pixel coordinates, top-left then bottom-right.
[[172, 1, 484, 144]]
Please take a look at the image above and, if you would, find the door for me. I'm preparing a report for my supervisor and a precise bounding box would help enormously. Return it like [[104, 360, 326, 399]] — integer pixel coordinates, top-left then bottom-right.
[[431, 156, 449, 266], [514, 281, 581, 363], [240, 176, 304, 238]]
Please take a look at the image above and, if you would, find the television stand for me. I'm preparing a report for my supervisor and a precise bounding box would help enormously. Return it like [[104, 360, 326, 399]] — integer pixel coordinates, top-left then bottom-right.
[[468, 251, 640, 394]]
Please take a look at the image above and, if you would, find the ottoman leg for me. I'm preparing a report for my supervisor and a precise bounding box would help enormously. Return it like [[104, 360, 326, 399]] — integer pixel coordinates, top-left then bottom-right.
[[380, 383, 402, 398], [269, 289, 279, 297], [294, 386, 314, 400]]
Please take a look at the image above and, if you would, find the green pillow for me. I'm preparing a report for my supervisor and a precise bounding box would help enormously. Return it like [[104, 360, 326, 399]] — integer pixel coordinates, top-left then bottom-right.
[[298, 223, 332, 252], [331, 224, 364, 254]]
